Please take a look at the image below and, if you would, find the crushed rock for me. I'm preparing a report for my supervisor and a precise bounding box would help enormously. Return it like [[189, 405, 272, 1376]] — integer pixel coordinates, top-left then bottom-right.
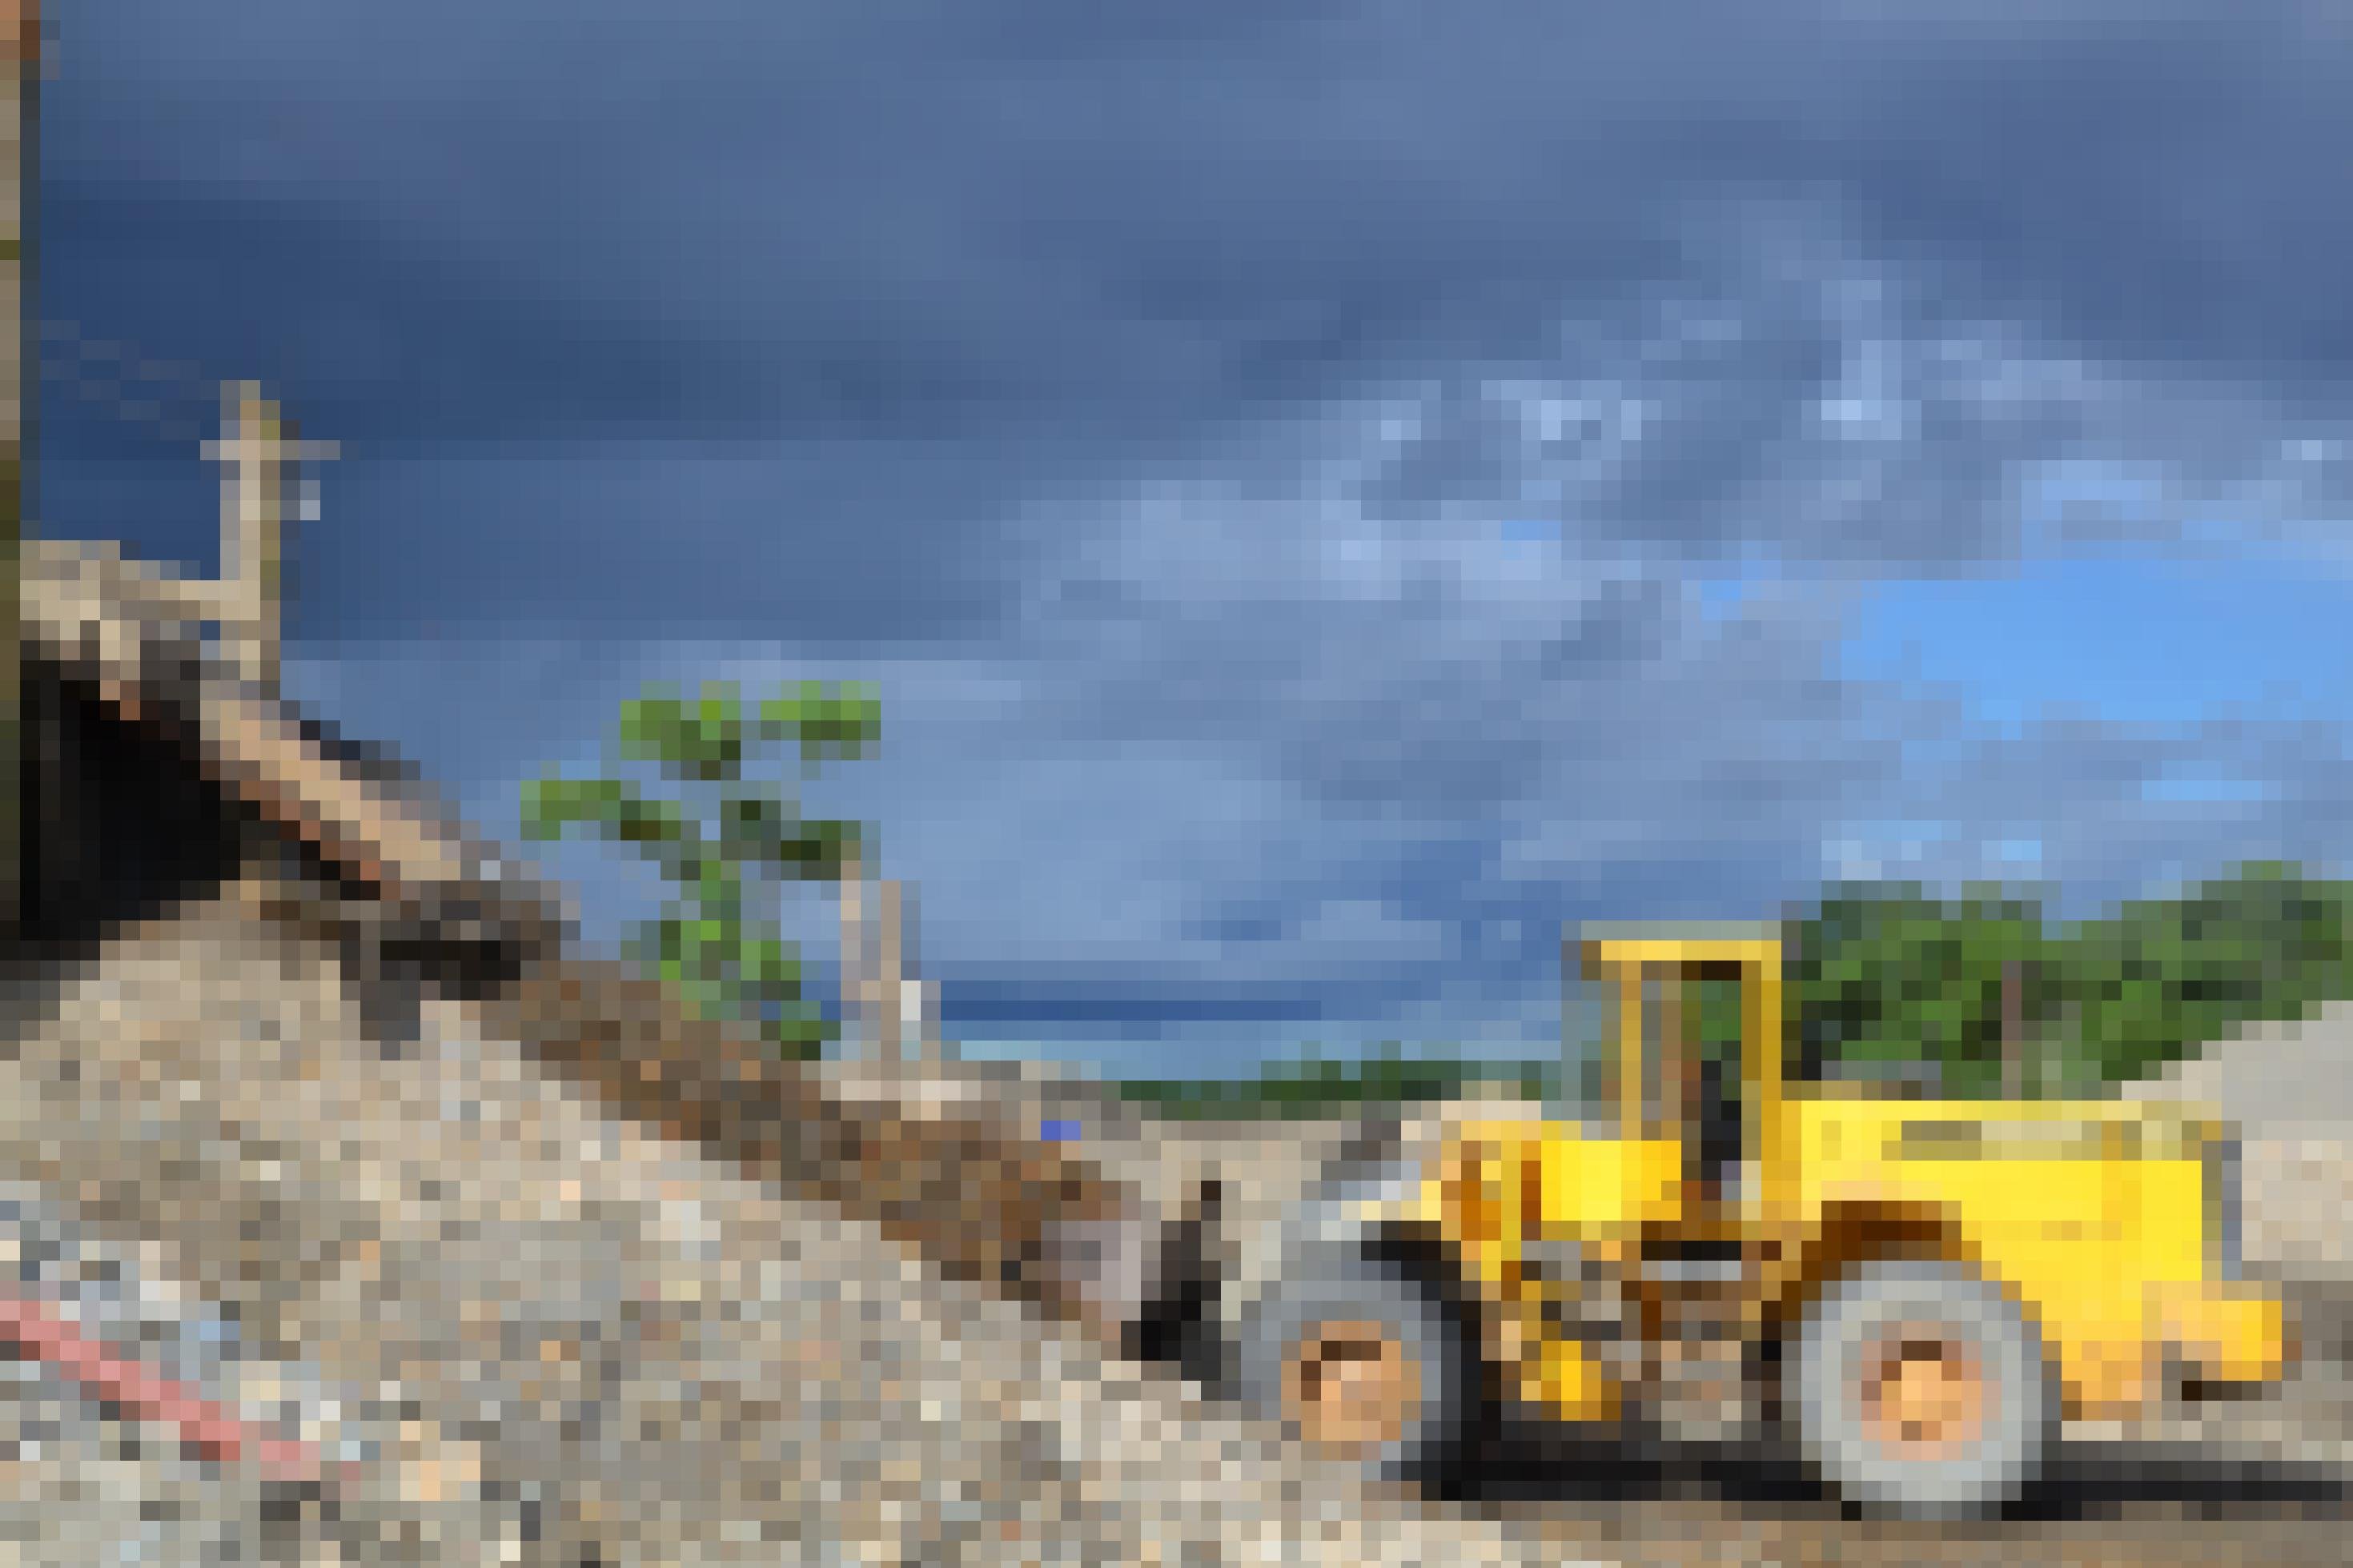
[[0, 888, 1616, 1567]]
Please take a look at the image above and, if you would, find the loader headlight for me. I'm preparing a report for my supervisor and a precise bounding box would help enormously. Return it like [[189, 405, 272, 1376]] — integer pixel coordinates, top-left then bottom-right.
[[1324, 1167, 1427, 1225], [1287, 1158, 1430, 1253]]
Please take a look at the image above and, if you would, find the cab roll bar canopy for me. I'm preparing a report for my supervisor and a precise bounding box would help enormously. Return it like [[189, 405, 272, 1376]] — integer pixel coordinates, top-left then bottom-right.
[[1568, 921, 1786, 1165]]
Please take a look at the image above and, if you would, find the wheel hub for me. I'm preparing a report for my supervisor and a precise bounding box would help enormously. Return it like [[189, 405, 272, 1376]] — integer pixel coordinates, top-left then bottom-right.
[[1281, 1318, 1420, 1456], [1857, 1325, 1991, 1459]]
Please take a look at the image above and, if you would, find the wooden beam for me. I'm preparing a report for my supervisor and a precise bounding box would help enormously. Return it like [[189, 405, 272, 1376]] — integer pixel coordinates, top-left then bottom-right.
[[21, 537, 567, 963]]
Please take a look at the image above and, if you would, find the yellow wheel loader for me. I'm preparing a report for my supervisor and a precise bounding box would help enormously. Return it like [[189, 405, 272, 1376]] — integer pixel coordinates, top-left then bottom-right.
[[1192, 923, 2292, 1521]]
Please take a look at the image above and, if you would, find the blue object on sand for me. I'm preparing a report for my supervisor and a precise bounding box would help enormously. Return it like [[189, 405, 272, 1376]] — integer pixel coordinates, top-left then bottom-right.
[[1041, 1118, 1082, 1142]]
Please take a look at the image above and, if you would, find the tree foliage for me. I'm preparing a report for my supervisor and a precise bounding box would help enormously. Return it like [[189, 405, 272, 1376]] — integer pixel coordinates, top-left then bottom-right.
[[1785, 861, 2353, 1097], [1115, 860, 2353, 1117], [1787, 883, 2064, 1097], [2053, 860, 2353, 1087], [520, 679, 881, 1058]]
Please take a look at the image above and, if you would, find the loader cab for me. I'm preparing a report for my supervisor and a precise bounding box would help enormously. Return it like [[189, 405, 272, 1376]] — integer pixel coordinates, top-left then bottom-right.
[[1572, 923, 1787, 1221]]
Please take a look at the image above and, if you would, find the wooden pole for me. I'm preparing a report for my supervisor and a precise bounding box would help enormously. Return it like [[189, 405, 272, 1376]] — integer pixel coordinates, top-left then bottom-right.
[[231, 383, 279, 687], [876, 878, 905, 1063], [838, 851, 869, 1060], [0, 1, 35, 946], [203, 382, 334, 690]]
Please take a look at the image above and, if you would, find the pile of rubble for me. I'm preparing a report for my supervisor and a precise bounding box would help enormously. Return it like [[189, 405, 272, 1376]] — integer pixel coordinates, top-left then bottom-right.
[[0, 880, 1607, 1566], [2126, 1005, 2353, 1285]]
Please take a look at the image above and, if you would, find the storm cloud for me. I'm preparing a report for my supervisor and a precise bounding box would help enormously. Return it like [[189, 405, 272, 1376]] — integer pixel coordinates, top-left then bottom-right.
[[42, 2, 2353, 1065]]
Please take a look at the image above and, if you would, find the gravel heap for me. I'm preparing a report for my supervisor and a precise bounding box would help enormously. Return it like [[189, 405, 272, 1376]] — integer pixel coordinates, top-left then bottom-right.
[[0, 1176, 337, 1565], [0, 885, 1613, 1567], [2124, 1005, 2353, 1283]]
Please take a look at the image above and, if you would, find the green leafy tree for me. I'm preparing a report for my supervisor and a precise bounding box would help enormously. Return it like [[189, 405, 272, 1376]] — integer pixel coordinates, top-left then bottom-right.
[[1779, 861, 2353, 1099], [1785, 882, 2062, 1097], [2051, 860, 2353, 1086], [520, 679, 881, 1058]]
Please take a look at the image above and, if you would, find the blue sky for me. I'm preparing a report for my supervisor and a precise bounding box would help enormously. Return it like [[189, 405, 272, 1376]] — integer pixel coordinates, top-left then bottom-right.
[[1841, 549, 2352, 732], [33, 2, 2353, 1080]]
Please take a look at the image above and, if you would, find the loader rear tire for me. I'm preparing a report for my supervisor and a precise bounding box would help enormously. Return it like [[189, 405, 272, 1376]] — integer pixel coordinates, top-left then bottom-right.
[[1236, 1249, 1472, 1481], [1789, 1257, 2058, 1522]]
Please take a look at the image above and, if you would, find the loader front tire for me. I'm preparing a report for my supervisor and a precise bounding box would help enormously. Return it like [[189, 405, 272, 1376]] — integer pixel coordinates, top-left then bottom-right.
[[1237, 1249, 1472, 1481], [1789, 1257, 2058, 1521]]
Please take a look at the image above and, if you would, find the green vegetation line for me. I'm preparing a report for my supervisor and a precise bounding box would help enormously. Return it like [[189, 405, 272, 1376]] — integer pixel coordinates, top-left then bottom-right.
[[1111, 861, 2353, 1120]]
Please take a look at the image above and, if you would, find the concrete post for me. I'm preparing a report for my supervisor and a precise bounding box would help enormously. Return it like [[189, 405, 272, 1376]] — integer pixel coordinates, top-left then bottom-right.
[[837, 853, 871, 1060], [885, 879, 944, 1065]]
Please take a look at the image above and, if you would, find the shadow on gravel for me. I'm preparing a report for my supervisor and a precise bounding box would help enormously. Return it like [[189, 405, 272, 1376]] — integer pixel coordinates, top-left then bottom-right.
[[1432, 1418, 2351, 1522], [1432, 1419, 1828, 1513], [2014, 1443, 2349, 1521]]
